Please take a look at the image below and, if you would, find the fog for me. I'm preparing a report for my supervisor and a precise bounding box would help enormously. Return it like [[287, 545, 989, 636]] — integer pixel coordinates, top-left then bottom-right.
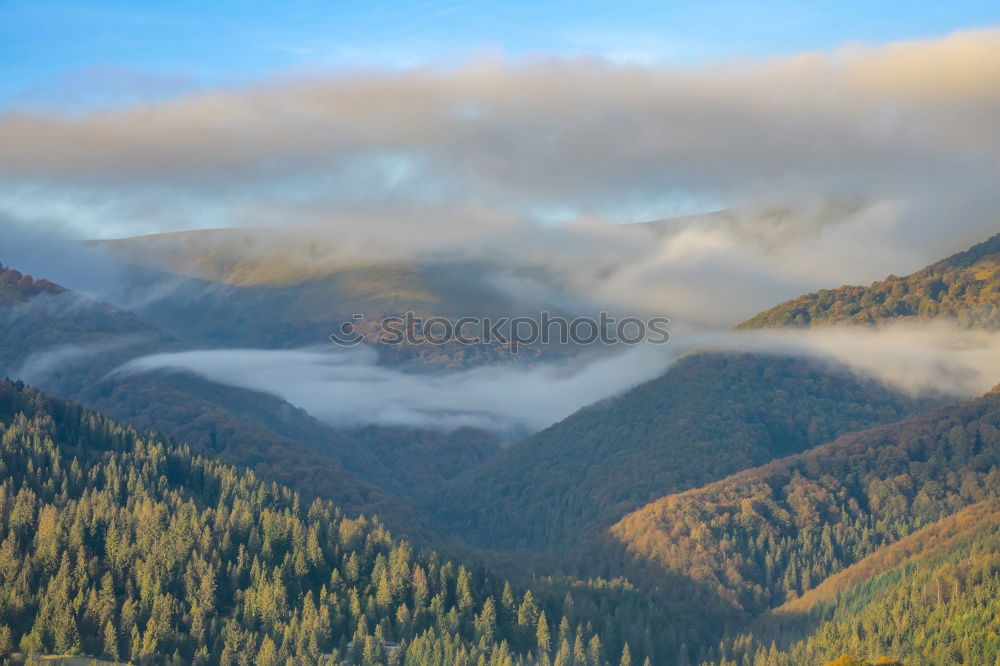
[[730, 322, 1000, 398], [1, 29, 998, 327], [2, 28, 998, 434], [118, 344, 673, 433], [114, 320, 1000, 435]]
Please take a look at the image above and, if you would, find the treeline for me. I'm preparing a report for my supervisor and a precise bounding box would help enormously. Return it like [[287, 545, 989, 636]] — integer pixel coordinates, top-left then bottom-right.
[[739, 233, 1000, 329], [0, 379, 663, 665], [0, 264, 64, 307], [611, 392, 1000, 620]]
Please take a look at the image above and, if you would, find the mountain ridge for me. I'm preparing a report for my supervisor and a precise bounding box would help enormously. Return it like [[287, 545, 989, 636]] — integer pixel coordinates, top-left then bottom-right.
[[739, 232, 1000, 329]]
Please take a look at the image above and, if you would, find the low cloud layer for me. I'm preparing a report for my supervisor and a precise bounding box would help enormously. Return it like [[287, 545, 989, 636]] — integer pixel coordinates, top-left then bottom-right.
[[0, 28, 997, 245], [2, 29, 997, 202], [713, 322, 1000, 398], [114, 320, 1000, 436], [118, 345, 673, 433], [1, 29, 996, 329]]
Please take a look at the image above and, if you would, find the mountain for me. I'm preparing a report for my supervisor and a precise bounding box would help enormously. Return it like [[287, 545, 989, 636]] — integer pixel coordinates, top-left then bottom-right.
[[739, 233, 1000, 329], [0, 378, 712, 666], [706, 500, 1000, 665], [430, 233, 1000, 558], [102, 229, 577, 367], [0, 262, 439, 530], [0, 264, 65, 306], [350, 425, 503, 491], [0, 379, 538, 663], [610, 389, 1000, 621], [0, 264, 168, 373], [430, 352, 937, 554]]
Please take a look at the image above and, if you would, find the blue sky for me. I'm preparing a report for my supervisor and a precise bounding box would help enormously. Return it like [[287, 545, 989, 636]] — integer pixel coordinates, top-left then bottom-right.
[[3, 0, 999, 109]]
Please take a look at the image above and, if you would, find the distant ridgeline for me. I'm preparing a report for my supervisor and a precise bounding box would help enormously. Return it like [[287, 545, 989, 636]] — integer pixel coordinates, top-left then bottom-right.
[[739, 233, 1000, 329], [0, 263, 64, 305], [0, 379, 681, 666]]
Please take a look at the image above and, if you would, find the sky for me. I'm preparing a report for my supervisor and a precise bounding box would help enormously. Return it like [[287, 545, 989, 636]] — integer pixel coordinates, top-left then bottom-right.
[[0, 2, 998, 312], [3, 3, 1000, 433], [3, 1, 1000, 110]]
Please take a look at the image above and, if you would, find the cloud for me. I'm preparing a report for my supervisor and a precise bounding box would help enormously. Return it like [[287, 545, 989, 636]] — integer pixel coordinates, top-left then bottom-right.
[[9, 336, 151, 386], [0, 28, 996, 227], [117, 344, 674, 434], [112, 319, 1000, 437], [706, 322, 1000, 399], [1, 29, 997, 330]]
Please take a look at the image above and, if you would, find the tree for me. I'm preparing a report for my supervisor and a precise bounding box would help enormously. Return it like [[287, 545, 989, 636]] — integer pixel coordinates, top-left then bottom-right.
[[517, 591, 539, 627], [102, 621, 120, 662], [0, 626, 12, 659], [536, 612, 551, 658], [475, 598, 497, 644], [588, 634, 603, 666], [256, 635, 279, 666], [619, 642, 632, 666]]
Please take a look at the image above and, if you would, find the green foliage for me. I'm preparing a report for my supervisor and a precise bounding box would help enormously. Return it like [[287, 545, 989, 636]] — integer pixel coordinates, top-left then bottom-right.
[[0, 261, 495, 535], [0, 379, 625, 665], [612, 392, 1000, 619], [704, 511, 1000, 665], [432, 353, 936, 553], [739, 233, 1000, 329]]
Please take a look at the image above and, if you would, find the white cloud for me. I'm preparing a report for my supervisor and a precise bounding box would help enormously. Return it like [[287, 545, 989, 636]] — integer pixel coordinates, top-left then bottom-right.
[[0, 28, 996, 234], [707, 322, 1000, 398], [117, 344, 674, 434], [1, 29, 997, 331]]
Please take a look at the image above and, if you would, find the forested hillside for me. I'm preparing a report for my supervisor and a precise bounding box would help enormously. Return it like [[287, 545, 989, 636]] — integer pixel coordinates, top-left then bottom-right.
[[0, 264, 66, 307], [0, 262, 504, 535], [702, 501, 1000, 665], [104, 231, 572, 367], [0, 379, 689, 665], [739, 233, 1000, 329], [0, 266, 421, 527], [431, 353, 937, 553], [612, 390, 1000, 620]]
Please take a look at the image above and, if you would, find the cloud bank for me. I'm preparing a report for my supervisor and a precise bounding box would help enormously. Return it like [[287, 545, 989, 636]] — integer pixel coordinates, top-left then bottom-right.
[[708, 322, 1000, 399], [113, 319, 1000, 437], [117, 345, 674, 434], [0, 28, 996, 238], [0, 29, 996, 329]]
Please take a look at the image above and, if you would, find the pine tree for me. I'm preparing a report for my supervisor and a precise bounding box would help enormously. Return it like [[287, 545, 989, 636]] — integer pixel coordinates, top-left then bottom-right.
[[554, 638, 572, 666], [573, 632, 588, 664], [619, 642, 632, 666], [588, 634, 603, 666], [536, 612, 551, 658], [0, 625, 12, 659], [475, 597, 497, 644], [517, 591, 539, 627], [456, 566, 474, 612], [102, 620, 119, 662], [256, 635, 279, 666]]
